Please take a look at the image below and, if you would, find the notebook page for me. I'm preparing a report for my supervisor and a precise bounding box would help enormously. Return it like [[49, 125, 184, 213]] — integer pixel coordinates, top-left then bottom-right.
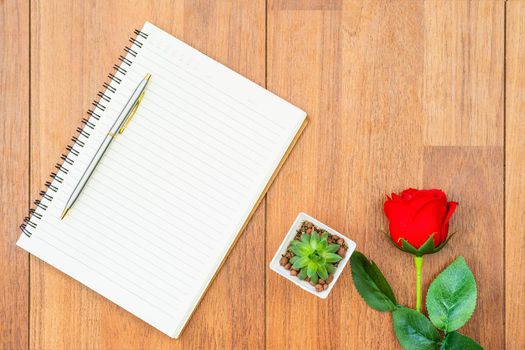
[[17, 22, 306, 338]]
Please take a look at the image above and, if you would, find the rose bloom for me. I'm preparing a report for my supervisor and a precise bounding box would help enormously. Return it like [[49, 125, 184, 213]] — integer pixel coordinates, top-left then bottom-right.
[[384, 188, 458, 249]]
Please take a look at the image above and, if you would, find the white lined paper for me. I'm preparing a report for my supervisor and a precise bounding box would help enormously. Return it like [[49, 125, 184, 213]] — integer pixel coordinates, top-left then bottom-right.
[[17, 22, 306, 338]]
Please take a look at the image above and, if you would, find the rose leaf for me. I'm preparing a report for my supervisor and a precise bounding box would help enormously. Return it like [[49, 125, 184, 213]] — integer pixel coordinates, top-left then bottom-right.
[[426, 256, 477, 332], [392, 307, 441, 350], [350, 251, 397, 312], [440, 331, 483, 350]]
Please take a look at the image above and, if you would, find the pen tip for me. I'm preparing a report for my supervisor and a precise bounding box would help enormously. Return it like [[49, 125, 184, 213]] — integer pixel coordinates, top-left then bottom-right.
[[145, 73, 152, 81], [60, 207, 70, 220]]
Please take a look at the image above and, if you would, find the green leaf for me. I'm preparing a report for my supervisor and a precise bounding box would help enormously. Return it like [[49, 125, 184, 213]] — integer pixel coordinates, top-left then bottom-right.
[[300, 233, 310, 244], [433, 232, 456, 254], [440, 332, 483, 350], [399, 234, 437, 257], [289, 256, 300, 265], [307, 261, 318, 278], [289, 244, 302, 256], [426, 256, 477, 332], [321, 232, 329, 241], [382, 228, 455, 257], [392, 307, 440, 350], [298, 268, 307, 280], [317, 239, 327, 251], [290, 239, 301, 247], [323, 252, 342, 263], [318, 265, 328, 280], [326, 264, 336, 274], [326, 243, 340, 253], [310, 231, 319, 250], [413, 234, 437, 255], [291, 243, 313, 257], [292, 256, 310, 269], [350, 251, 397, 312]]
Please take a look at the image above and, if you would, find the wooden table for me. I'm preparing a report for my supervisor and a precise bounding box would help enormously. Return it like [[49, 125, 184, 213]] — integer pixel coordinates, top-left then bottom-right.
[[2, 1, 524, 349]]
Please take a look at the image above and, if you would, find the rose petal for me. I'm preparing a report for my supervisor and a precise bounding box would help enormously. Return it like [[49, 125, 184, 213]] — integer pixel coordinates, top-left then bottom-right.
[[384, 189, 452, 249], [405, 198, 448, 248], [440, 201, 458, 243]]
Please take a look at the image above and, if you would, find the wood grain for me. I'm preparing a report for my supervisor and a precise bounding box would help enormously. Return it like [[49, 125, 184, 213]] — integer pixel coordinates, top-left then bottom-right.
[[266, 0, 504, 349], [423, 1, 504, 147], [30, 0, 265, 349], [1, 0, 520, 348], [505, 2, 525, 349], [0, 1, 29, 349], [267, 1, 424, 348], [421, 1, 505, 348], [423, 147, 503, 348]]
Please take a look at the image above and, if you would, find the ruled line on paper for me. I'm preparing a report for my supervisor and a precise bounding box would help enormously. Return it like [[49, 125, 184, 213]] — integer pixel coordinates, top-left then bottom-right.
[[66, 125, 250, 205], [98, 98, 262, 182], [138, 43, 285, 131], [138, 99, 267, 161], [132, 56, 283, 136], [106, 143, 241, 211], [34, 234, 180, 313], [115, 59, 279, 152], [82, 167, 231, 242], [40, 220, 190, 299], [55, 209, 199, 285], [108, 84, 271, 165], [76, 190, 217, 255], [52, 196, 206, 276]]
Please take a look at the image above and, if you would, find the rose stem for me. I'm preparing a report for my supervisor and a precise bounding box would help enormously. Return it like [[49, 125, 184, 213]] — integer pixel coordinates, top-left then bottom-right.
[[414, 255, 423, 312]]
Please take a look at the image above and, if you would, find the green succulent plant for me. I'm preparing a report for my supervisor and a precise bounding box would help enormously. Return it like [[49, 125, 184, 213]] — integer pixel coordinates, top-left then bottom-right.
[[289, 231, 342, 285]]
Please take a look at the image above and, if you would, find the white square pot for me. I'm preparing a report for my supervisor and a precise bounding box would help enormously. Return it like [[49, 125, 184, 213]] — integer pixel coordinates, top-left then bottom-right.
[[270, 212, 357, 299]]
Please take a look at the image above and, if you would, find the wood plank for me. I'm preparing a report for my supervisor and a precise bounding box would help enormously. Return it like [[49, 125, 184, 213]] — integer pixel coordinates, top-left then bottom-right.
[[0, 0, 30, 349], [266, 0, 504, 349], [421, 1, 505, 348], [423, 146, 503, 348], [267, 1, 424, 348], [30, 0, 265, 348], [423, 1, 504, 147], [505, 2, 525, 349]]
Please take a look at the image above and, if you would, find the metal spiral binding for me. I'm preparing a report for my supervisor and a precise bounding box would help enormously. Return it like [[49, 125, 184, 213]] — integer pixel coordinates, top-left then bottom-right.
[[19, 28, 148, 238]]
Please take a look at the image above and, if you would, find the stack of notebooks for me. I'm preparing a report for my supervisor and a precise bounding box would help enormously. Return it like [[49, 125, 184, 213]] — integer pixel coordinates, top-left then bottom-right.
[[18, 22, 307, 338]]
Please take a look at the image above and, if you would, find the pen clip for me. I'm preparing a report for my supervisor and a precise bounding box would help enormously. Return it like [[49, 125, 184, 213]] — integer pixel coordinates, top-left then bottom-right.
[[118, 91, 145, 134], [118, 73, 151, 134]]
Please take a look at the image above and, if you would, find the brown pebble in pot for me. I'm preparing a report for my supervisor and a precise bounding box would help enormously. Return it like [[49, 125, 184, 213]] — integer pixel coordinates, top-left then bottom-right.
[[337, 247, 347, 257], [323, 284, 329, 290], [336, 238, 344, 245], [326, 274, 334, 284], [315, 284, 323, 292], [279, 257, 289, 266], [318, 279, 325, 285], [284, 263, 291, 270], [290, 269, 298, 276]]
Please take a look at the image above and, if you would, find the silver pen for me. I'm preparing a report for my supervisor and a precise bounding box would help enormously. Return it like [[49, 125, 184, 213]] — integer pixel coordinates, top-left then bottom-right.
[[60, 73, 152, 219]]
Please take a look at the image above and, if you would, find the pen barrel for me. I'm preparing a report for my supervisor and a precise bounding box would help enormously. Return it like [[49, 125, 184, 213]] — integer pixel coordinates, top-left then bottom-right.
[[20, 28, 149, 237]]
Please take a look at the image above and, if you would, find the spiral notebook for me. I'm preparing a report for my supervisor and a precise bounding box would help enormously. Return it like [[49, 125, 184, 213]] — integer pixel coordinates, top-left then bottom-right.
[[17, 22, 307, 338]]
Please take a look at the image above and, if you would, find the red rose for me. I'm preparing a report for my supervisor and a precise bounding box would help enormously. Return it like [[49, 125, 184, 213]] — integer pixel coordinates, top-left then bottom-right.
[[384, 188, 457, 254]]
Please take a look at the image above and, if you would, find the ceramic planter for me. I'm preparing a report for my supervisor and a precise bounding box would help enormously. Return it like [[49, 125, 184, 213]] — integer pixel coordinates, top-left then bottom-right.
[[270, 212, 356, 299]]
